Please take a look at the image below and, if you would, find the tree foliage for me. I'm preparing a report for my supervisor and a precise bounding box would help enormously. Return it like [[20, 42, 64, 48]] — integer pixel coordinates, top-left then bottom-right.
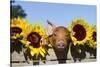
[[10, 0, 27, 19]]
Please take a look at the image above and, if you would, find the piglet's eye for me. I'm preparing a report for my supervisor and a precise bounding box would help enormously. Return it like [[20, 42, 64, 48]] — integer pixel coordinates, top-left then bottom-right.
[[53, 33, 57, 36], [65, 34, 68, 37]]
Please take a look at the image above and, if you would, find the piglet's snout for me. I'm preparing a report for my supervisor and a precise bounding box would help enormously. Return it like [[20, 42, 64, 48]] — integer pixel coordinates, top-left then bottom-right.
[[56, 40, 66, 48]]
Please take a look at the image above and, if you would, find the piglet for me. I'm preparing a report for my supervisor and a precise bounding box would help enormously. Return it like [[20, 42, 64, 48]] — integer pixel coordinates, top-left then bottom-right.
[[42, 20, 71, 63]]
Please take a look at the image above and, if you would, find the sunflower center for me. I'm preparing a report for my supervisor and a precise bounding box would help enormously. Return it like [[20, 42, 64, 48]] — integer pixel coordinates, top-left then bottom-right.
[[11, 27, 22, 36], [73, 24, 86, 41], [92, 32, 96, 41], [27, 32, 41, 48]]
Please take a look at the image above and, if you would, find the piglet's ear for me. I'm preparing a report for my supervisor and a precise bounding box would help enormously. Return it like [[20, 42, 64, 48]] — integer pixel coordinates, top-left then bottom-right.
[[47, 20, 55, 35]]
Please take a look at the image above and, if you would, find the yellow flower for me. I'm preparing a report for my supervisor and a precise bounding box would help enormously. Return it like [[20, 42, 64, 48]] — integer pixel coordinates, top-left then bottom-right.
[[10, 17, 30, 54], [21, 22, 47, 59], [10, 17, 29, 39], [69, 18, 90, 46], [89, 25, 96, 49]]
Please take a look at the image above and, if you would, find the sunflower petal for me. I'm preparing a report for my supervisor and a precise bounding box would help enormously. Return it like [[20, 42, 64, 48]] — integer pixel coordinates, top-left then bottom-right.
[[30, 50, 35, 56], [40, 50, 45, 57]]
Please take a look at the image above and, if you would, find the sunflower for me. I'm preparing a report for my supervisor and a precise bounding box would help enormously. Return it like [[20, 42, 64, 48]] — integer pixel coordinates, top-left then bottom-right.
[[69, 18, 90, 46], [10, 17, 29, 54], [20, 22, 48, 59], [10, 17, 29, 39], [89, 25, 96, 49]]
